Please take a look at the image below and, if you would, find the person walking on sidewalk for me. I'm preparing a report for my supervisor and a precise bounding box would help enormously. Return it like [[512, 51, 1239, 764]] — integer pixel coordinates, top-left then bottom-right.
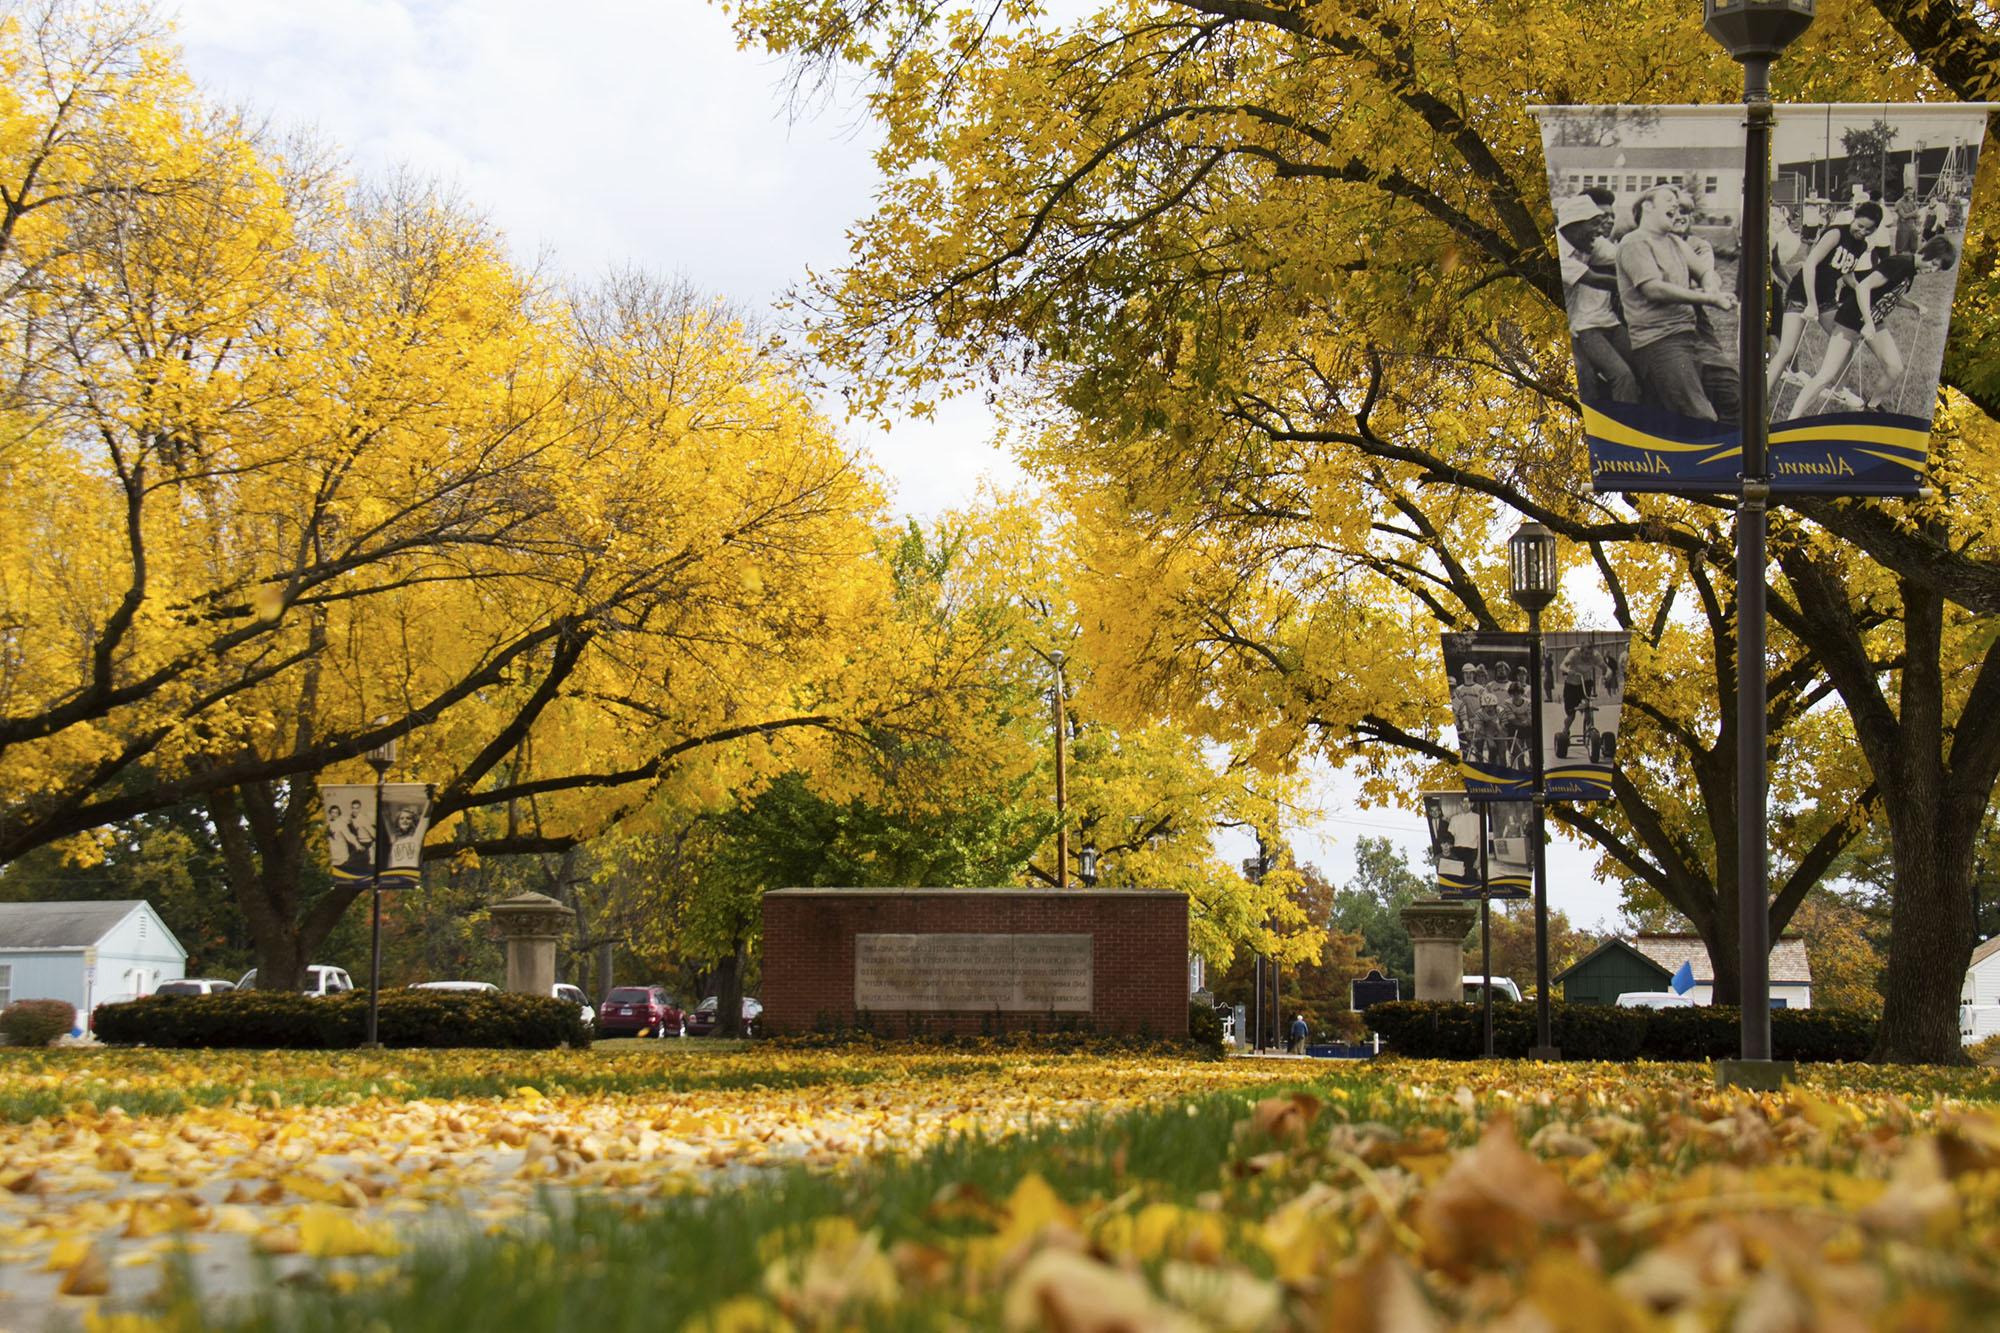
[[1289, 1014, 1308, 1054]]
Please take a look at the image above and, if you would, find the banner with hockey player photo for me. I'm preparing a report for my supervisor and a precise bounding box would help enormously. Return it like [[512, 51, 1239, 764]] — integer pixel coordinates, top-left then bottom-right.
[[1534, 103, 1990, 496]]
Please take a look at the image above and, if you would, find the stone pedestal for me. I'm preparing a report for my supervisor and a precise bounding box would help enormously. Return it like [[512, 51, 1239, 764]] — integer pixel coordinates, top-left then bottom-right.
[[490, 892, 574, 997], [1399, 899, 1476, 1002]]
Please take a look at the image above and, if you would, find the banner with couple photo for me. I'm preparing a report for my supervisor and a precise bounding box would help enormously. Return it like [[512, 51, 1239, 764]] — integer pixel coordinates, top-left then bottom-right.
[[319, 783, 433, 887], [1534, 103, 1991, 496], [1421, 792, 1531, 900], [1442, 630, 1631, 802]]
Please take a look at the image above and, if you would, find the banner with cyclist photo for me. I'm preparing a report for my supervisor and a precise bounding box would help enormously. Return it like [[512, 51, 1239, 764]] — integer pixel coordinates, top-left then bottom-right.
[[1441, 632, 1536, 798], [317, 782, 433, 887], [1533, 102, 1989, 496], [1423, 792, 1485, 897], [1483, 801, 1533, 898], [1538, 631, 1631, 801]]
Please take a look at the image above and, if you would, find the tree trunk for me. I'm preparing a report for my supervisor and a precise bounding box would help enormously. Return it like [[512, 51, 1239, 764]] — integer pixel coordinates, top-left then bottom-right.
[[714, 941, 745, 1039], [209, 780, 364, 992]]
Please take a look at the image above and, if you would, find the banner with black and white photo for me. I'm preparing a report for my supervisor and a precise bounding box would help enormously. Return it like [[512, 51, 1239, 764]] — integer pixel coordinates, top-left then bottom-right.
[[1537, 631, 1631, 801], [1482, 801, 1533, 898], [1422, 792, 1484, 897], [1534, 103, 1990, 496], [1441, 632, 1536, 798], [318, 783, 433, 887], [1422, 792, 1533, 900]]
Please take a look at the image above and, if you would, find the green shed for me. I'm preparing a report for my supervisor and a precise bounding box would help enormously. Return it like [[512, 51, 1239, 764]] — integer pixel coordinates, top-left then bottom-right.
[[1555, 939, 1674, 1007]]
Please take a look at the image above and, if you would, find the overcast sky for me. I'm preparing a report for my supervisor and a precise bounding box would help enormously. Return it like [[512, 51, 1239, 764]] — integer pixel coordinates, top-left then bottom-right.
[[167, 0, 1626, 931]]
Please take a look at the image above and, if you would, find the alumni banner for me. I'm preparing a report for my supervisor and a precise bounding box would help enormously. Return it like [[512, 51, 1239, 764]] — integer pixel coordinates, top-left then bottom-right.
[[1441, 632, 1536, 799], [1533, 103, 1990, 496], [1538, 631, 1631, 802], [319, 782, 433, 887], [1422, 793, 1533, 901]]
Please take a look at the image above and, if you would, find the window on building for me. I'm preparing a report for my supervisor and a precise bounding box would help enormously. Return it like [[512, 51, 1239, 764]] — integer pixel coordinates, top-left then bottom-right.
[[0, 963, 12, 1008], [1706, 175, 1720, 194]]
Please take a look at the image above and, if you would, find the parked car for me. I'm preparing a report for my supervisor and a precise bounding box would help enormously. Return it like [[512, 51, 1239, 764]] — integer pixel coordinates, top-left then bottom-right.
[[235, 965, 354, 996], [552, 983, 596, 1029], [597, 986, 683, 1039], [408, 981, 499, 993], [153, 978, 235, 997], [1617, 991, 1696, 1009], [685, 995, 762, 1038], [1461, 975, 1522, 1003]]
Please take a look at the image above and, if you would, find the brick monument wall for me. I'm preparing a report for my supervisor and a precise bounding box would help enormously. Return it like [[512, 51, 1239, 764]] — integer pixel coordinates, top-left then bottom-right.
[[760, 889, 1189, 1037]]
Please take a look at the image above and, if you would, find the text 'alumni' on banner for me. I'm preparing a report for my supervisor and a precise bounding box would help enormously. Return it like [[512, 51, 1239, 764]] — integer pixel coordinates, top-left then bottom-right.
[[1533, 103, 1990, 497]]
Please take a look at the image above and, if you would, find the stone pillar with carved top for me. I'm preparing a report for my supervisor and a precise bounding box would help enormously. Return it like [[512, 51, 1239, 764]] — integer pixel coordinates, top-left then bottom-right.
[[1399, 899, 1477, 1002], [489, 892, 574, 997]]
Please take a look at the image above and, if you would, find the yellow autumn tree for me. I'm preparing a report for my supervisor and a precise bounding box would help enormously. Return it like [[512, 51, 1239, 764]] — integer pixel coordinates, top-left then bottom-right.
[[736, 0, 2000, 1060]]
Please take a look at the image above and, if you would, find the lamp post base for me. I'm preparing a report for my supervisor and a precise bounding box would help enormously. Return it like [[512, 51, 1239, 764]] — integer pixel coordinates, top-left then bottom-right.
[[1715, 1058, 1795, 1091], [1528, 1045, 1562, 1061]]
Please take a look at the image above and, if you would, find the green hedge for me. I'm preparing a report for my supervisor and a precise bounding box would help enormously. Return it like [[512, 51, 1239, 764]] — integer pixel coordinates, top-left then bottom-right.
[[1363, 1000, 1876, 1063], [93, 989, 589, 1050]]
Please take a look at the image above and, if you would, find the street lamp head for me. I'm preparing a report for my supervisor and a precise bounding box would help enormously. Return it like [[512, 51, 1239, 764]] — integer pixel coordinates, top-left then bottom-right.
[[364, 717, 398, 776], [1703, 0, 1814, 63], [1507, 521, 1560, 615], [1078, 842, 1099, 886]]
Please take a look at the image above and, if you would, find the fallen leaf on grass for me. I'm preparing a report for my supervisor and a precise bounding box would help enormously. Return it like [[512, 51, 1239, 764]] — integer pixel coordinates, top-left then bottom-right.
[[1001, 1247, 1200, 1333]]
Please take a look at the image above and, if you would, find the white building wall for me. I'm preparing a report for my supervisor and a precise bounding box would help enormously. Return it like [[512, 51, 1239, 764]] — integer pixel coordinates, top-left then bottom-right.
[[1966, 952, 2000, 1005], [1670, 982, 1811, 1008], [95, 905, 186, 1002], [0, 952, 90, 1013]]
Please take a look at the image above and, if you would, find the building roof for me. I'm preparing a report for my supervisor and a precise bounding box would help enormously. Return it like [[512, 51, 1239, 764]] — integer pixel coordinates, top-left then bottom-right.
[[1552, 938, 1673, 985], [1633, 933, 1812, 986], [1970, 935, 2000, 971], [0, 900, 173, 951]]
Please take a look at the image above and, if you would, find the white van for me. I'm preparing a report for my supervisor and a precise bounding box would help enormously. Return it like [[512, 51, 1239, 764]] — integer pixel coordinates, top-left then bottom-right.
[[235, 965, 354, 996], [1462, 975, 1523, 1003], [1617, 991, 1696, 1009]]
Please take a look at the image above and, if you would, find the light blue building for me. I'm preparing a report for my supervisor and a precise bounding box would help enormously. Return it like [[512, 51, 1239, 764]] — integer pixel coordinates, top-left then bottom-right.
[[0, 901, 186, 1026]]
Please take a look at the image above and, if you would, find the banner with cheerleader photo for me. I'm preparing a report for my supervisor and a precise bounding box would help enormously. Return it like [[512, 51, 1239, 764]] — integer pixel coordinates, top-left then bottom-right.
[[1533, 103, 1990, 496]]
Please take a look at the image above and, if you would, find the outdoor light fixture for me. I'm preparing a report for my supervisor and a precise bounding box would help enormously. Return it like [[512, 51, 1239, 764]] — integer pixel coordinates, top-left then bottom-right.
[[1704, 0, 1816, 1085], [1702, 0, 1815, 63], [1078, 843, 1099, 887], [1505, 527, 1562, 1061], [1507, 521, 1559, 614]]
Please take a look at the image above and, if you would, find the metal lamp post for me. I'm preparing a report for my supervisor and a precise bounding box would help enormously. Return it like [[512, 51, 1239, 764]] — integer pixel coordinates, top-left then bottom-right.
[[1244, 850, 1271, 1051], [363, 725, 398, 1049], [1704, 0, 1815, 1080], [1050, 651, 1069, 889], [1507, 521, 1561, 1060], [1078, 842, 1100, 888], [1477, 803, 1495, 1058]]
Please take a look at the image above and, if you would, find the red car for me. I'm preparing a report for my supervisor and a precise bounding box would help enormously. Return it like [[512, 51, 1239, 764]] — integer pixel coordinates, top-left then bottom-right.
[[685, 995, 762, 1037], [596, 986, 684, 1039]]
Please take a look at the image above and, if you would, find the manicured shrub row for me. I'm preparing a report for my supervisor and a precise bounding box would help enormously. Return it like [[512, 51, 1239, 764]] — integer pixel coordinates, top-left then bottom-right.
[[1, 1000, 77, 1047], [1363, 1000, 1877, 1063], [93, 989, 590, 1050]]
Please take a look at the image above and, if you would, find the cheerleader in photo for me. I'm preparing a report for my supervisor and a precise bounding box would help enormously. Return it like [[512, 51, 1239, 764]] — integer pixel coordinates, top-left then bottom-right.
[[1783, 235, 1957, 419], [1767, 202, 1882, 405]]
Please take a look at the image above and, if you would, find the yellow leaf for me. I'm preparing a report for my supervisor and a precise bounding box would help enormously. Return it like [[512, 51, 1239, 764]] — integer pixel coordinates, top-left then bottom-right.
[[57, 1242, 110, 1297], [297, 1205, 400, 1259]]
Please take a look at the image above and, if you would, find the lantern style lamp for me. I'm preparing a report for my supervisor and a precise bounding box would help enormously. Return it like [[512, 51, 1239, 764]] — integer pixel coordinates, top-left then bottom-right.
[[1703, 0, 1815, 63], [1507, 522, 1559, 620], [1078, 843, 1100, 888]]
